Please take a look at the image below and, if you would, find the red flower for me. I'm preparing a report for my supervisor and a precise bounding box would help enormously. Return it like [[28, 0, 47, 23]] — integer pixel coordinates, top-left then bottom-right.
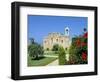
[[76, 39, 81, 47], [83, 32, 88, 38], [81, 42, 87, 47], [82, 52, 87, 61]]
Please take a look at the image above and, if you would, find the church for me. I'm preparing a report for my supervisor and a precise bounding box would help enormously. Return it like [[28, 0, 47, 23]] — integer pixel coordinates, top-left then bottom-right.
[[43, 27, 71, 50]]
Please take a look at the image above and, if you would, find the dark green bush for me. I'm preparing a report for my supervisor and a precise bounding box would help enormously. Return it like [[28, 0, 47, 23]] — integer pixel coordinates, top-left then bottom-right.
[[52, 44, 59, 51], [28, 43, 44, 60], [58, 46, 66, 65]]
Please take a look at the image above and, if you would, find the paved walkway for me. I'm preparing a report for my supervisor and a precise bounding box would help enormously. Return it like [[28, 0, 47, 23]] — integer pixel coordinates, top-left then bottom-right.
[[46, 59, 59, 66], [44, 55, 58, 58], [45, 54, 69, 66]]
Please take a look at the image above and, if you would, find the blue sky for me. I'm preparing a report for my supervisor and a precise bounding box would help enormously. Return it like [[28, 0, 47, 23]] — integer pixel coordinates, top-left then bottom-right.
[[28, 15, 87, 44]]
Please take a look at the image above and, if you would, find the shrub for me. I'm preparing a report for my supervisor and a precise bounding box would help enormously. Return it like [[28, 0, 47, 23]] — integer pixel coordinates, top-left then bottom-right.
[[68, 29, 88, 64], [58, 46, 66, 65], [46, 48, 49, 51], [65, 47, 67, 51], [52, 44, 59, 51], [28, 43, 44, 60]]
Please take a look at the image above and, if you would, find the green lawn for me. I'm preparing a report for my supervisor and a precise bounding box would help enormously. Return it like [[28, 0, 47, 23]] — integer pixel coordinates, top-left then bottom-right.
[[28, 56, 57, 66], [44, 51, 58, 56], [44, 51, 69, 55]]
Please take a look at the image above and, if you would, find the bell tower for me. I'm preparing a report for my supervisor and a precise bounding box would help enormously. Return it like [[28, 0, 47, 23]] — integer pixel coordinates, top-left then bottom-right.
[[65, 27, 69, 36]]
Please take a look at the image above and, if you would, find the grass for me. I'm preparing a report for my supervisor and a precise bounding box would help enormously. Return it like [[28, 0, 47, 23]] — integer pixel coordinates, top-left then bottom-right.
[[44, 51, 58, 56], [28, 56, 57, 66], [44, 50, 69, 56], [44, 53, 58, 56]]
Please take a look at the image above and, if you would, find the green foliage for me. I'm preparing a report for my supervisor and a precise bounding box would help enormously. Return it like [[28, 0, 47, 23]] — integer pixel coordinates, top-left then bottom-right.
[[58, 46, 66, 65], [68, 32, 88, 64], [28, 43, 44, 60], [46, 48, 49, 51], [65, 47, 67, 51], [28, 45, 32, 53], [29, 38, 35, 44], [52, 44, 59, 51]]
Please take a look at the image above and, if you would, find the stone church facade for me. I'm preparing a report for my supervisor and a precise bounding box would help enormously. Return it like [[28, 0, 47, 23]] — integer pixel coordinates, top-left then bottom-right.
[[43, 27, 71, 50]]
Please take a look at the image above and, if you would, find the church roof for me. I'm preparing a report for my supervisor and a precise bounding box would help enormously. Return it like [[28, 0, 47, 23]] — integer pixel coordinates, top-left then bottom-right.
[[44, 32, 69, 39]]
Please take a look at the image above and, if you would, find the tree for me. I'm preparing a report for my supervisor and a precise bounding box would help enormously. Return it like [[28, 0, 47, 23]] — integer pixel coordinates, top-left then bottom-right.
[[58, 46, 66, 65], [65, 47, 67, 51], [52, 44, 59, 51], [69, 44, 81, 64], [46, 48, 49, 51], [28, 43, 44, 60], [29, 38, 35, 44]]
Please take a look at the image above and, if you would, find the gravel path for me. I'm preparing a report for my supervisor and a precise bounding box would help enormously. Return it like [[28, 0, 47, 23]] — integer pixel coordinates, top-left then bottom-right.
[[45, 54, 69, 66], [44, 55, 58, 58], [46, 59, 59, 66]]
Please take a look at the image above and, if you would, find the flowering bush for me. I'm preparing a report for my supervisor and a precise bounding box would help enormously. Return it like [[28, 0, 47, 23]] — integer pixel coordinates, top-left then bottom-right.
[[68, 30, 88, 64]]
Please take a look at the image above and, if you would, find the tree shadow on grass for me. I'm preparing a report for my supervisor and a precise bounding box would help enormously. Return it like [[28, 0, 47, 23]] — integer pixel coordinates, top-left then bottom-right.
[[31, 56, 46, 60]]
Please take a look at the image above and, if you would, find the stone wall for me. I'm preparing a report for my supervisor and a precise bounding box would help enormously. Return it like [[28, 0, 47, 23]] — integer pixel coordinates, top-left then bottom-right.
[[43, 33, 70, 50]]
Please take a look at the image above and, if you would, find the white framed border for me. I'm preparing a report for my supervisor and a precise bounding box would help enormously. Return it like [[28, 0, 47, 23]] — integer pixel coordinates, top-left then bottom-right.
[[20, 6, 95, 76]]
